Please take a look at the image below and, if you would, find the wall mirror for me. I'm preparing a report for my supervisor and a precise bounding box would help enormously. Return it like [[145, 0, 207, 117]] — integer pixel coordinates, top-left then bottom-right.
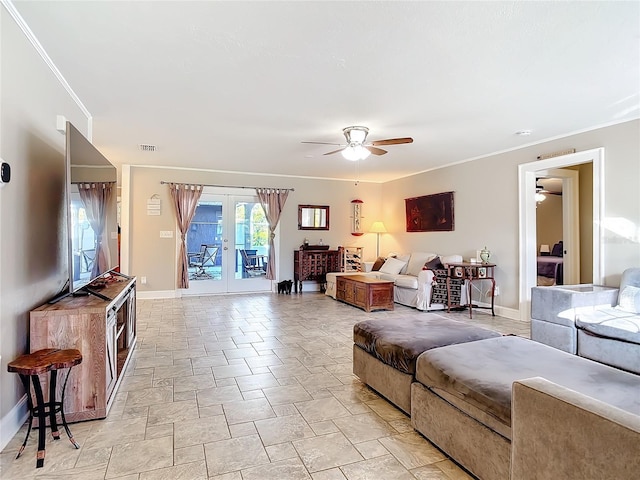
[[298, 205, 330, 230]]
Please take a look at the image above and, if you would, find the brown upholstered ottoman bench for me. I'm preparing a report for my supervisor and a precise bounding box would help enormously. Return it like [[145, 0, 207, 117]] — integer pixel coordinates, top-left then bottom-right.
[[411, 335, 640, 480], [353, 315, 501, 413]]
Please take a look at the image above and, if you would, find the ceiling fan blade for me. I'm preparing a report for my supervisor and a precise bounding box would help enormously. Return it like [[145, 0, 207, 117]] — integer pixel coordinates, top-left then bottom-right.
[[301, 141, 343, 146], [323, 148, 345, 156], [366, 146, 387, 156], [370, 137, 414, 146]]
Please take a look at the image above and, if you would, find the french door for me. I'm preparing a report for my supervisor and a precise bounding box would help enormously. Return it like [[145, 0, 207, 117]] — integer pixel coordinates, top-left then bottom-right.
[[183, 192, 271, 295]]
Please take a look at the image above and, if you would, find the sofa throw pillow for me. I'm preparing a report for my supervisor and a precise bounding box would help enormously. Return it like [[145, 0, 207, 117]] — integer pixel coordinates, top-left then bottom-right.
[[424, 256, 444, 271], [405, 252, 438, 277], [440, 254, 463, 266], [395, 254, 411, 274], [379, 256, 407, 275], [618, 285, 640, 314], [371, 256, 386, 271]]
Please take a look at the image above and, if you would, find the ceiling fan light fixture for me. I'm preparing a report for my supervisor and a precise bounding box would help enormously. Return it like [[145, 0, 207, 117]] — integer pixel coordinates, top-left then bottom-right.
[[535, 192, 546, 202], [342, 145, 370, 161], [343, 126, 369, 144]]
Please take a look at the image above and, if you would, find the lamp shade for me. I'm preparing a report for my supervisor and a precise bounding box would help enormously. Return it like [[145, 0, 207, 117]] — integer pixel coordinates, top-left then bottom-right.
[[540, 244, 550, 254], [370, 221, 387, 233]]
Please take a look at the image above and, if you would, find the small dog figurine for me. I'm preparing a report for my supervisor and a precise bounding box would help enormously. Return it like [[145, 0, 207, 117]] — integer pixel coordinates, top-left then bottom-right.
[[277, 280, 293, 294]]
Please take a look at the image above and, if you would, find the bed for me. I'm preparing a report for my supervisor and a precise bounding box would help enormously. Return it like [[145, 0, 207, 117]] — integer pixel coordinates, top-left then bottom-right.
[[537, 256, 563, 285]]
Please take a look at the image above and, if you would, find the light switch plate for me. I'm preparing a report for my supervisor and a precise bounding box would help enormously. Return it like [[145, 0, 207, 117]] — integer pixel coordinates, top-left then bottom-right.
[[160, 231, 174, 238]]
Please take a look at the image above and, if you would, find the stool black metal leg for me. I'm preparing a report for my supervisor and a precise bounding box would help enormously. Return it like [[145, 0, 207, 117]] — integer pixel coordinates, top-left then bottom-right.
[[15, 374, 34, 460], [59, 367, 80, 449], [48, 369, 60, 440], [31, 375, 47, 468]]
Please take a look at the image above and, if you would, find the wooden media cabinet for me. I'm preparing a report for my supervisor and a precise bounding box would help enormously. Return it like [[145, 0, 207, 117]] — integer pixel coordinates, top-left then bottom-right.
[[29, 273, 136, 422]]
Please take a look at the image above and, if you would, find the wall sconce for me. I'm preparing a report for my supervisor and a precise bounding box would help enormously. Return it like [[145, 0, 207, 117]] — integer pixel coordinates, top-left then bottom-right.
[[370, 221, 387, 257]]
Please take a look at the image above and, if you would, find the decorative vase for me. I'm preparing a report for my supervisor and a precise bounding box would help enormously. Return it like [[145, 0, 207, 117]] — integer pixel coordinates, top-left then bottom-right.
[[480, 247, 491, 264]]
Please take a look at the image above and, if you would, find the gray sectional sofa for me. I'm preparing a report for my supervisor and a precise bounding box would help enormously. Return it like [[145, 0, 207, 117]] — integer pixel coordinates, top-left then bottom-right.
[[531, 267, 640, 374], [353, 315, 640, 480]]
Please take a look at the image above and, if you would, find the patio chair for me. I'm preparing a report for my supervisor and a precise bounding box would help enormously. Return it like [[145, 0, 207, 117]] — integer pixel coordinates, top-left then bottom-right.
[[240, 249, 267, 277], [188, 244, 218, 279]]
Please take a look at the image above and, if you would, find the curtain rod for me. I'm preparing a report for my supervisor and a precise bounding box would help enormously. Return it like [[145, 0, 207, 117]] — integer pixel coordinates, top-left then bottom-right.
[[160, 181, 294, 192]]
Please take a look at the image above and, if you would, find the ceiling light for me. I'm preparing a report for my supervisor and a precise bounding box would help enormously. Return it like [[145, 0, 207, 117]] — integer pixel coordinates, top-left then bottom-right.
[[535, 192, 546, 203], [342, 145, 370, 161]]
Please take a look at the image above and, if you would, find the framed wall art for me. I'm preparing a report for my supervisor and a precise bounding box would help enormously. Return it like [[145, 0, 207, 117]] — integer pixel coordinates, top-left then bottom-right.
[[405, 191, 455, 232]]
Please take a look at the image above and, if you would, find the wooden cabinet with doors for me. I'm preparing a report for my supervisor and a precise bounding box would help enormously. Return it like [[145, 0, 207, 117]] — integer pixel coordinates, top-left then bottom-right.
[[294, 247, 342, 293]]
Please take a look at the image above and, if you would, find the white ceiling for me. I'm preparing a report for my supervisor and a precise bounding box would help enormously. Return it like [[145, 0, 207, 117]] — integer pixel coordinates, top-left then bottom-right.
[[12, 1, 640, 183]]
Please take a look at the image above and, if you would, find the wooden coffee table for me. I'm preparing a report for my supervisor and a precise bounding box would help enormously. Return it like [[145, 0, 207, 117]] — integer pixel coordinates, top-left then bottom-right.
[[336, 275, 394, 312]]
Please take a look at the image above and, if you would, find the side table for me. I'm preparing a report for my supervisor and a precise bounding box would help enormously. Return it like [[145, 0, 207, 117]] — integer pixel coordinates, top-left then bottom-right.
[[446, 262, 496, 318], [7, 348, 82, 468]]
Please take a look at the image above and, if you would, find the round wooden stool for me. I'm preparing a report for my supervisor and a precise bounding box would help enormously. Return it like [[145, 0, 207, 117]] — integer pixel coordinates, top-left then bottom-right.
[[7, 348, 82, 468]]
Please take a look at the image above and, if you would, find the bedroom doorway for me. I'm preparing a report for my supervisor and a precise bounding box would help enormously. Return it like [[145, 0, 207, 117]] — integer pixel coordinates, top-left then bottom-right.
[[518, 148, 604, 321], [535, 168, 580, 286]]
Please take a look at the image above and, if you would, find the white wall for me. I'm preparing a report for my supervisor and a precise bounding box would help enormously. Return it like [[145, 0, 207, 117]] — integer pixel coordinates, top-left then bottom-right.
[[381, 120, 640, 309], [126, 166, 383, 294], [536, 195, 563, 252], [0, 5, 90, 448]]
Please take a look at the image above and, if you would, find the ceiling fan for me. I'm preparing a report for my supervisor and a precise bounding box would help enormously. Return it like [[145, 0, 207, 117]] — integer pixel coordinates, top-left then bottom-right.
[[536, 178, 562, 203], [302, 126, 413, 161]]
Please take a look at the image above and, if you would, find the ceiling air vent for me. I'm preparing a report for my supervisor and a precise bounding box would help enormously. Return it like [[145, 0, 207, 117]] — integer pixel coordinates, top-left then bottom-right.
[[138, 144, 157, 152]]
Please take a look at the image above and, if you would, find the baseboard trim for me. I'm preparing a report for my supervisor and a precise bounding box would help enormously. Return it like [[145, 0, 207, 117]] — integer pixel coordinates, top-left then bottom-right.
[[0, 394, 29, 452], [136, 290, 180, 300], [495, 305, 522, 321]]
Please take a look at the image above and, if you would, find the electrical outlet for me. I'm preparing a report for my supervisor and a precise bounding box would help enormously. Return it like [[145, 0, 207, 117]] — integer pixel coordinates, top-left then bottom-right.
[[140, 276, 147, 285], [494, 286, 500, 296]]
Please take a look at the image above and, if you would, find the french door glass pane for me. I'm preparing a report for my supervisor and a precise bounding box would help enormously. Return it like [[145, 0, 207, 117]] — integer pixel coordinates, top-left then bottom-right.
[[187, 201, 223, 281], [234, 201, 269, 280]]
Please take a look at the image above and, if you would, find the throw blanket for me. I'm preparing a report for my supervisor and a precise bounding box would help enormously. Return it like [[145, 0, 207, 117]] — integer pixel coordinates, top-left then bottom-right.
[[430, 269, 463, 305]]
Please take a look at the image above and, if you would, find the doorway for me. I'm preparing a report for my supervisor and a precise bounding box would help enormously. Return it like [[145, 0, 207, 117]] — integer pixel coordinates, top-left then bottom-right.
[[183, 192, 271, 295], [518, 148, 604, 320], [535, 168, 580, 286]]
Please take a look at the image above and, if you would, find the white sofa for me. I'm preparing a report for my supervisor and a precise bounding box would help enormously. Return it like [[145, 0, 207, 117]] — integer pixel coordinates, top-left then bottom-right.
[[326, 252, 467, 311]]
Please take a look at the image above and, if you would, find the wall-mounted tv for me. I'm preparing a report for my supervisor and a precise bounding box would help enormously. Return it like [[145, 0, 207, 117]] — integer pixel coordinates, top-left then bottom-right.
[[65, 122, 119, 296]]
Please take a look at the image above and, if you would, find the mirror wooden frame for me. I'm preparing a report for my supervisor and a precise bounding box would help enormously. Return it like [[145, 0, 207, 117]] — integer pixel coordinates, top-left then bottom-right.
[[298, 205, 330, 230]]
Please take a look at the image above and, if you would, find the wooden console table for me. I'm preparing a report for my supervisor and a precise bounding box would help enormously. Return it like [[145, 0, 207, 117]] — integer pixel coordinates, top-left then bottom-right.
[[336, 275, 394, 312], [446, 262, 496, 318], [294, 247, 341, 293]]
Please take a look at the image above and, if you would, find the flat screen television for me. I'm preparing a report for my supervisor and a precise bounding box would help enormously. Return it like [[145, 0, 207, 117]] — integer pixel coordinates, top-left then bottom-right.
[[65, 121, 119, 297]]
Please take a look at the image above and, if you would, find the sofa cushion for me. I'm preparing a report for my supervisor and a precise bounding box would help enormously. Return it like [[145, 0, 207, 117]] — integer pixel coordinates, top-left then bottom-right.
[[619, 285, 640, 314], [379, 257, 406, 275], [415, 336, 640, 437], [371, 256, 386, 271], [395, 275, 419, 289], [405, 252, 438, 277], [353, 316, 500, 375], [440, 254, 463, 265], [425, 256, 444, 270], [396, 254, 411, 274], [575, 308, 640, 344]]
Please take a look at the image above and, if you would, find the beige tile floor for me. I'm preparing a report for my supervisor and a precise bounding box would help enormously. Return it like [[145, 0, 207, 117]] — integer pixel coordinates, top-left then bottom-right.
[[1, 293, 529, 479]]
